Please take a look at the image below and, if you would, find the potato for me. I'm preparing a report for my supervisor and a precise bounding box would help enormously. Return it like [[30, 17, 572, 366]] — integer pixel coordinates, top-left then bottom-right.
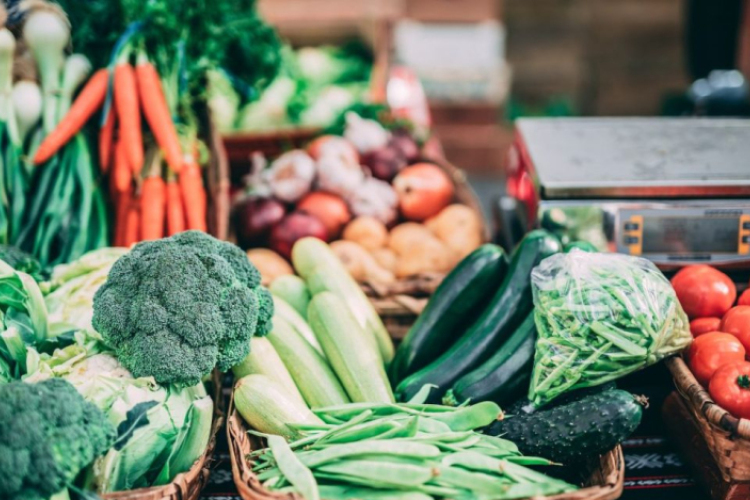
[[371, 248, 397, 272], [331, 240, 395, 284], [246, 248, 294, 286], [388, 223, 434, 254], [394, 237, 452, 278], [426, 204, 482, 260], [343, 216, 388, 251]]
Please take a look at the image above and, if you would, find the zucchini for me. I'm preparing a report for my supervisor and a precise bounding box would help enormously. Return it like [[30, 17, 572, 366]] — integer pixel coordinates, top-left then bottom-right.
[[273, 295, 323, 355], [270, 275, 311, 319], [268, 316, 350, 408], [394, 230, 561, 403], [444, 312, 536, 407], [389, 244, 509, 384], [232, 336, 307, 407], [486, 389, 643, 463], [234, 374, 324, 439], [293, 237, 394, 364], [564, 240, 598, 253], [308, 292, 394, 403]]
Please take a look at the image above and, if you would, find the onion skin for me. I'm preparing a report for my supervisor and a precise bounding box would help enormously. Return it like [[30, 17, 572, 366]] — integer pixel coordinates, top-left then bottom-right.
[[297, 192, 352, 239], [270, 212, 329, 260], [361, 146, 407, 182], [233, 197, 286, 249], [307, 135, 359, 166]]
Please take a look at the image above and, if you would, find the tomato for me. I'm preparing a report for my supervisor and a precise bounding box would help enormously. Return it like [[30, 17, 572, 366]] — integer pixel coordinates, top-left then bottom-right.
[[671, 265, 736, 319], [687, 332, 746, 385], [690, 317, 722, 337], [721, 306, 750, 353], [738, 289, 750, 307], [709, 361, 750, 419]]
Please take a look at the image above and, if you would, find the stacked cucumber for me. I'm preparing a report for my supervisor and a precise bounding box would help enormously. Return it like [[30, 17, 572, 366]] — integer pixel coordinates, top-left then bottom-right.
[[391, 231, 644, 464]]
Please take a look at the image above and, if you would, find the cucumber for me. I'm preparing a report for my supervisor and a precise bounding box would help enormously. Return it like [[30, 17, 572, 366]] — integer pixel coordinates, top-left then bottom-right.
[[267, 316, 350, 408], [564, 241, 598, 253], [233, 374, 324, 439], [443, 312, 536, 407], [270, 275, 311, 319], [273, 295, 323, 355], [486, 389, 643, 463], [389, 244, 508, 384], [308, 292, 394, 403], [232, 336, 307, 407], [504, 382, 618, 416], [395, 230, 561, 403], [294, 237, 394, 364]]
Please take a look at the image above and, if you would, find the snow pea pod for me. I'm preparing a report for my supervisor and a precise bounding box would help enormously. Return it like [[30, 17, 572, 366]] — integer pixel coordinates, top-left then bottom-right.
[[267, 435, 319, 500]]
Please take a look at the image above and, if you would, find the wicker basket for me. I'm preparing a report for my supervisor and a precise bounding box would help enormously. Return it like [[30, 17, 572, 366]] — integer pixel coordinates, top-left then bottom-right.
[[100, 374, 225, 500], [665, 355, 750, 496], [226, 397, 625, 500]]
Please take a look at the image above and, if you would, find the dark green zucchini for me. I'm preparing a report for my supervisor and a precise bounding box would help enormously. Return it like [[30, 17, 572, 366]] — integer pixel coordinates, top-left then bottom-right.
[[443, 312, 536, 407], [564, 240, 598, 253], [389, 244, 509, 384], [394, 230, 561, 403], [486, 389, 644, 463]]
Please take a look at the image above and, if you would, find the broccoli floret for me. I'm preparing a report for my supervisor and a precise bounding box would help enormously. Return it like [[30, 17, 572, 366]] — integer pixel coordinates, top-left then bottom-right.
[[92, 231, 273, 386], [0, 378, 116, 500], [0, 245, 47, 282]]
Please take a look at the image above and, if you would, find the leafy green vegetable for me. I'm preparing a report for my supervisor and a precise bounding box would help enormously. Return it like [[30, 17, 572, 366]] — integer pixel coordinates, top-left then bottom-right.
[[0, 378, 116, 500], [529, 250, 692, 405], [0, 245, 45, 282], [92, 231, 273, 386]]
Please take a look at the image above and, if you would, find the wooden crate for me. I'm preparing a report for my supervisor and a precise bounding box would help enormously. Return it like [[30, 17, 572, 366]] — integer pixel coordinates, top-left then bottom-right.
[[226, 397, 625, 500], [665, 356, 750, 499]]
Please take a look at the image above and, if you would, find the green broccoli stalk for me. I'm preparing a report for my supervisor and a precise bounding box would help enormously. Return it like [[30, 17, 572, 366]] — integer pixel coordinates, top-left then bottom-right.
[[92, 231, 273, 386], [0, 378, 116, 500]]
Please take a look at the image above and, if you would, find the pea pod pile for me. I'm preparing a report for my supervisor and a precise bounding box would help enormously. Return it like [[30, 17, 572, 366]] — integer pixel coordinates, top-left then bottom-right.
[[249, 401, 576, 500]]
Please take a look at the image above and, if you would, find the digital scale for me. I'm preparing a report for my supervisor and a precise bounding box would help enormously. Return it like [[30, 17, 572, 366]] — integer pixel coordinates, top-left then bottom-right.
[[505, 118, 750, 269]]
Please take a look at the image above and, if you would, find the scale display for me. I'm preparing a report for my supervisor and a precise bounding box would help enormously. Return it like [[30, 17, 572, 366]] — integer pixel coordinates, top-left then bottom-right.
[[642, 216, 739, 254]]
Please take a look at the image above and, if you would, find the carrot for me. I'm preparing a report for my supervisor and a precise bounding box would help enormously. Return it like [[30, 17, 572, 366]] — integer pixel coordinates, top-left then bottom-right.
[[34, 69, 109, 165], [114, 62, 144, 175], [113, 138, 132, 193], [140, 159, 166, 241], [135, 54, 183, 173], [123, 196, 141, 247], [99, 103, 117, 173], [114, 184, 132, 246], [166, 177, 185, 236], [179, 159, 207, 232]]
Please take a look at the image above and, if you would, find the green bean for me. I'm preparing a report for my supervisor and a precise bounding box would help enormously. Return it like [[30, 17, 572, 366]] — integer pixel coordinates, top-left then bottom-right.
[[408, 384, 438, 404], [315, 420, 400, 446], [317, 485, 433, 500], [267, 435, 319, 500], [300, 441, 441, 468], [429, 401, 502, 431], [429, 466, 509, 496], [316, 460, 436, 487]]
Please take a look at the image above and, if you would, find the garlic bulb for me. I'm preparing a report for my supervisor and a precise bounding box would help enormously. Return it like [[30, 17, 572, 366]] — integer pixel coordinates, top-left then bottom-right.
[[264, 150, 315, 203], [316, 154, 365, 198], [344, 112, 390, 154], [346, 177, 398, 225]]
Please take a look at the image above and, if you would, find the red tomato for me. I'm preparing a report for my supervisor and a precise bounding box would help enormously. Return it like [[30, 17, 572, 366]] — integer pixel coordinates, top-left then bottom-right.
[[671, 265, 736, 319], [709, 361, 750, 419], [687, 332, 746, 386], [690, 317, 722, 338], [738, 289, 750, 306], [721, 306, 750, 353]]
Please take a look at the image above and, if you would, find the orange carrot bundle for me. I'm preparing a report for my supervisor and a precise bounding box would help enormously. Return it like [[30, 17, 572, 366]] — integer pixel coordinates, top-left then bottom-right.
[[136, 55, 183, 173], [166, 178, 185, 236], [123, 196, 141, 247], [114, 184, 132, 246], [140, 161, 166, 241], [113, 138, 131, 193], [34, 69, 109, 165], [99, 104, 117, 172], [179, 159, 207, 232], [115, 62, 144, 175]]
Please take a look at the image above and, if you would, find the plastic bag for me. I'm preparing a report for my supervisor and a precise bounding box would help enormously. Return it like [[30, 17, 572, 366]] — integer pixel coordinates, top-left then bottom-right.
[[529, 250, 691, 406]]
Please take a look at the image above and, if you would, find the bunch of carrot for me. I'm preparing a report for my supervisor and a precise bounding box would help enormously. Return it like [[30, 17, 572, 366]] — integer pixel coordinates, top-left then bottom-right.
[[33, 51, 208, 247]]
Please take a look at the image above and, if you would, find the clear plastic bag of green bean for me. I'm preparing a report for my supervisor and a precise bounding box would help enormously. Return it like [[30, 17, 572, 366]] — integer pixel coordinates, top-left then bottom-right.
[[528, 250, 691, 406]]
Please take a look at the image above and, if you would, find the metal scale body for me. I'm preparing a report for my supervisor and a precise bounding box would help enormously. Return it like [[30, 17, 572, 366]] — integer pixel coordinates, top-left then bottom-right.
[[507, 118, 750, 269]]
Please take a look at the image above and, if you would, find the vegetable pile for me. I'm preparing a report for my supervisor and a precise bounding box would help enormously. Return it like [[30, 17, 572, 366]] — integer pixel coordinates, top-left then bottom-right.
[[529, 250, 692, 406], [674, 264, 750, 420], [235, 112, 483, 282]]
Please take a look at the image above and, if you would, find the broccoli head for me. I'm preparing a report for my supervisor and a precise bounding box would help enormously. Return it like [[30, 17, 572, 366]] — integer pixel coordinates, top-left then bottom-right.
[[92, 231, 274, 386], [0, 378, 116, 500]]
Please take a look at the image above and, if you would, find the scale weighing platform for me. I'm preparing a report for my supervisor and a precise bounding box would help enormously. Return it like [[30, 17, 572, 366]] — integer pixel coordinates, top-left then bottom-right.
[[506, 118, 750, 269]]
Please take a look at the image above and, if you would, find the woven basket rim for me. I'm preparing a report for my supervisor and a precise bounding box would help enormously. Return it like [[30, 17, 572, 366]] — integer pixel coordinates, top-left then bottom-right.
[[666, 356, 750, 439], [100, 373, 225, 500], [226, 396, 624, 500]]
